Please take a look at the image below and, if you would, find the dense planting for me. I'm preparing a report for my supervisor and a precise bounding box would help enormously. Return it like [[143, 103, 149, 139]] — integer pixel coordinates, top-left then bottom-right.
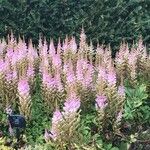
[[0, 0, 150, 49], [0, 30, 150, 149]]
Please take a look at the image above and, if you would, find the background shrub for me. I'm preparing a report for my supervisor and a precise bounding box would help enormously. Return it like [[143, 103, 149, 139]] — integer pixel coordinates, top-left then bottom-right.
[[0, 0, 150, 53]]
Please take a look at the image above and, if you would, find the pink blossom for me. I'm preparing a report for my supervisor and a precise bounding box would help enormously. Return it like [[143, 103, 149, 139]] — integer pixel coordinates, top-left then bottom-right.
[[76, 60, 84, 82], [70, 37, 77, 54], [95, 95, 107, 110], [5, 72, 12, 82], [18, 51, 27, 62], [115, 52, 125, 65], [116, 111, 123, 123], [28, 41, 38, 63], [76, 68, 83, 82], [56, 38, 61, 54], [98, 66, 107, 81], [6, 48, 13, 59], [27, 66, 34, 78], [107, 70, 116, 86], [76, 59, 94, 88], [11, 51, 18, 66], [128, 52, 137, 66], [79, 27, 86, 49], [41, 57, 49, 71], [63, 63, 69, 74], [12, 68, 18, 80], [5, 61, 12, 82], [44, 129, 50, 141], [18, 79, 30, 97], [118, 85, 125, 96], [66, 67, 76, 86], [52, 109, 63, 124], [52, 54, 62, 69], [66, 73, 76, 85], [17, 42, 27, 62], [82, 60, 88, 70], [44, 129, 58, 141], [96, 45, 104, 55], [68, 91, 77, 99], [0, 60, 6, 73], [62, 37, 69, 53], [41, 40, 48, 57], [48, 99, 80, 141], [55, 73, 63, 92], [0, 39, 6, 56], [49, 130, 57, 141], [42, 72, 57, 89], [84, 64, 94, 88], [63, 96, 80, 114], [47, 109, 63, 141], [49, 40, 55, 56]]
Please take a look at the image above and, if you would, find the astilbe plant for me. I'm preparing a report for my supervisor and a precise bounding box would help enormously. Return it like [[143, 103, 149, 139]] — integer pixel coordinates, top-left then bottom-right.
[[95, 94, 108, 131], [40, 41, 64, 113], [3, 62, 17, 107], [0, 34, 38, 110], [62, 36, 77, 64], [115, 42, 130, 84], [14, 39, 28, 78], [95, 66, 107, 131], [0, 42, 18, 108], [136, 38, 150, 81], [115, 39, 150, 86], [17, 78, 31, 120], [104, 66, 121, 133], [113, 85, 125, 131], [62, 30, 95, 110], [76, 58, 95, 110], [27, 62, 35, 90], [0, 58, 7, 107], [27, 40, 38, 90], [127, 49, 138, 86], [95, 44, 105, 67], [95, 63, 126, 139], [0, 38, 6, 59], [41, 70, 57, 112], [78, 27, 89, 60], [44, 90, 80, 149]]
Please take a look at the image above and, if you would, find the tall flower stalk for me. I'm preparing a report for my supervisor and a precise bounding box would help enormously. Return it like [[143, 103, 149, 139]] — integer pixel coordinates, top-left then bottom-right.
[[45, 91, 80, 149], [17, 78, 31, 119]]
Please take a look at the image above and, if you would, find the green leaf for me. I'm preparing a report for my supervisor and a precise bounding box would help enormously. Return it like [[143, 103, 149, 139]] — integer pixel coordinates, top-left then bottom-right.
[[110, 147, 119, 150], [119, 142, 130, 150]]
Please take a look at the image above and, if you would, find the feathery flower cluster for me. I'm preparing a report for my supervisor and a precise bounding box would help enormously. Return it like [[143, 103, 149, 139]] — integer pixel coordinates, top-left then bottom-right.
[[18, 78, 31, 119], [107, 67, 117, 86], [18, 79, 30, 97], [0, 59, 6, 75], [118, 85, 125, 97], [45, 93, 80, 142], [95, 95, 107, 110], [44, 109, 63, 141], [0, 34, 37, 110], [63, 94, 80, 115], [76, 59, 94, 88]]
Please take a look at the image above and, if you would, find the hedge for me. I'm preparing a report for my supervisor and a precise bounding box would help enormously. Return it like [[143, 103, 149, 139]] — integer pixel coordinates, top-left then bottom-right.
[[0, 0, 150, 51]]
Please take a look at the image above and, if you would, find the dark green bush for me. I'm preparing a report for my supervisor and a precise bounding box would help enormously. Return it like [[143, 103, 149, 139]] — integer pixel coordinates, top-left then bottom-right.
[[0, 0, 150, 51]]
